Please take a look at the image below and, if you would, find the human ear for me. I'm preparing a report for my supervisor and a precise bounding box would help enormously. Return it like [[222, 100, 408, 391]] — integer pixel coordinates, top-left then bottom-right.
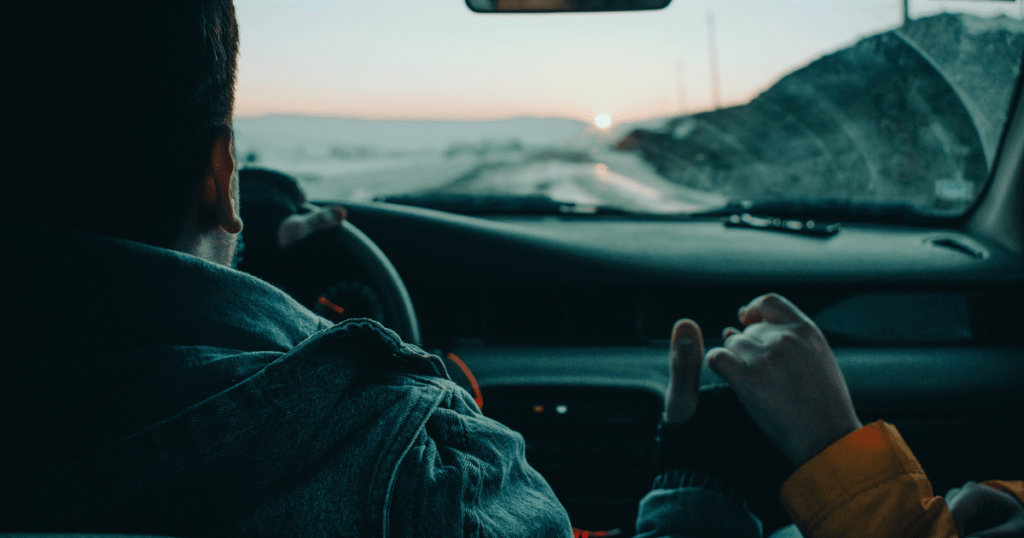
[[201, 127, 243, 235]]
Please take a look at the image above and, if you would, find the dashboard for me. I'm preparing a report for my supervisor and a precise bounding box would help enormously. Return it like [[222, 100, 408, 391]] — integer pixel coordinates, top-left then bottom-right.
[[333, 201, 1024, 535]]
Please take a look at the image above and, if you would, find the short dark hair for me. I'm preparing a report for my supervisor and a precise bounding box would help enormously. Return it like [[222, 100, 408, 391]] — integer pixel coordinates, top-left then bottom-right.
[[2, 0, 239, 247]]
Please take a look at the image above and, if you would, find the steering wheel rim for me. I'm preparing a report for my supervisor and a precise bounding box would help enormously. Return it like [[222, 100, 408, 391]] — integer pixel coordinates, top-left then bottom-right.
[[326, 220, 421, 345], [235, 168, 419, 344]]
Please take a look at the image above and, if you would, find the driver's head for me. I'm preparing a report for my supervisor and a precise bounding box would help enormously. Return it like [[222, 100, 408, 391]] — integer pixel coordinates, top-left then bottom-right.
[[1, 0, 240, 249]]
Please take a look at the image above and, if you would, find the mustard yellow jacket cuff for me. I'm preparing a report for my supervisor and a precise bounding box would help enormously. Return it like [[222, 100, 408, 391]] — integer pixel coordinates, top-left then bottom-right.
[[780, 420, 1023, 538]]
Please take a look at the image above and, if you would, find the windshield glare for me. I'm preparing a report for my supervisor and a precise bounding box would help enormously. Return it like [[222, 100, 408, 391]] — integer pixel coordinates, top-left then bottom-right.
[[233, 1, 1024, 218]]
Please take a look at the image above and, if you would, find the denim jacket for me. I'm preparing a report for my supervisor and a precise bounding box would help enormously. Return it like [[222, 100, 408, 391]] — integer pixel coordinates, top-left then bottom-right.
[[0, 222, 572, 537], [0, 221, 762, 538]]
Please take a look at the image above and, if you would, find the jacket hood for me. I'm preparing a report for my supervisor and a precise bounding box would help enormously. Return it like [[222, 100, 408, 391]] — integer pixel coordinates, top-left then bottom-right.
[[4, 218, 329, 356], [2, 218, 332, 470]]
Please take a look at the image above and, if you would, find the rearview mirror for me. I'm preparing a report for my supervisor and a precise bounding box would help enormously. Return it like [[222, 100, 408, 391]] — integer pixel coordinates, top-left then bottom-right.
[[466, 0, 671, 13]]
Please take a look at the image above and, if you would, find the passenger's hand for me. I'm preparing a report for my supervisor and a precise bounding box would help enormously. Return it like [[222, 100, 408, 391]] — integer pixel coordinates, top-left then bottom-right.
[[277, 204, 347, 249], [663, 319, 705, 424], [947, 481, 1024, 538], [704, 293, 862, 467]]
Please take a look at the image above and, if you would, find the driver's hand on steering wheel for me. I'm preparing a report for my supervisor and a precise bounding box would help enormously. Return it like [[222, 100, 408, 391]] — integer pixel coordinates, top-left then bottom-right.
[[277, 203, 347, 249]]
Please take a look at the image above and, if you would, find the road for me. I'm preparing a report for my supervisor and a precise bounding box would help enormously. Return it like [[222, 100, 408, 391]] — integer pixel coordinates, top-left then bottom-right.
[[255, 146, 725, 214], [431, 149, 725, 213]]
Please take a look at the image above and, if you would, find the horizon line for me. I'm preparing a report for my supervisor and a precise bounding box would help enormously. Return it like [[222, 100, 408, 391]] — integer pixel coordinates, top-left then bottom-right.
[[230, 110, 717, 125], [234, 113, 590, 123]]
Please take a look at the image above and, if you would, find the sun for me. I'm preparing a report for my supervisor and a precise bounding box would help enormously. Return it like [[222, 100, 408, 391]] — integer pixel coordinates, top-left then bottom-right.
[[594, 114, 612, 129]]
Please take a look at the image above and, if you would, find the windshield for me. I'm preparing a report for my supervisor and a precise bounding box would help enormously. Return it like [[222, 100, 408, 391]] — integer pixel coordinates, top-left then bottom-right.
[[233, 0, 1024, 219]]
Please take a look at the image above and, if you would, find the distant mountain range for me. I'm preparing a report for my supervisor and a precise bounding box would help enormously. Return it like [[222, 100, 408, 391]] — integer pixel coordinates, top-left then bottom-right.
[[233, 115, 590, 157]]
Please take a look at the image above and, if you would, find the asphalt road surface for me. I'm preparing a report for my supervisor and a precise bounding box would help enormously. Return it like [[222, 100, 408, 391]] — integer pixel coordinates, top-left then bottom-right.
[[256, 147, 725, 214]]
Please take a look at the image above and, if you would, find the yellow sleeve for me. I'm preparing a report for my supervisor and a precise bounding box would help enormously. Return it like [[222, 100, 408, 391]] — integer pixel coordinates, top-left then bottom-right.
[[780, 421, 958, 538], [983, 480, 1024, 507]]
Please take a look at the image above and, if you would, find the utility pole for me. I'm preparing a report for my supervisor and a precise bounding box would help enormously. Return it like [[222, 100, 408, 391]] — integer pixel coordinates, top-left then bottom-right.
[[903, 0, 910, 25], [675, 61, 688, 115], [707, 11, 721, 110]]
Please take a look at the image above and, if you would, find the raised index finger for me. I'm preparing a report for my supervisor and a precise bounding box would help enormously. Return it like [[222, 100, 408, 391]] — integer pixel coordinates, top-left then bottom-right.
[[739, 293, 809, 326]]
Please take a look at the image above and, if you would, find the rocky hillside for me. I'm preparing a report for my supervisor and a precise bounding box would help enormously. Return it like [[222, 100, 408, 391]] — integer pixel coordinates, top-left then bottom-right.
[[616, 14, 1024, 213]]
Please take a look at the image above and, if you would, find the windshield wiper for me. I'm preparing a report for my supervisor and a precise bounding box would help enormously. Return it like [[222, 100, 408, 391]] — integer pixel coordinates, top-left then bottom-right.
[[700, 197, 960, 226], [378, 193, 961, 226], [377, 193, 632, 216]]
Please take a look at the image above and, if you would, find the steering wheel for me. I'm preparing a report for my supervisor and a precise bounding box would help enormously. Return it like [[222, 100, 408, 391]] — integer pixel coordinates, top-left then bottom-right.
[[240, 213, 420, 346], [236, 168, 420, 345], [324, 220, 421, 345]]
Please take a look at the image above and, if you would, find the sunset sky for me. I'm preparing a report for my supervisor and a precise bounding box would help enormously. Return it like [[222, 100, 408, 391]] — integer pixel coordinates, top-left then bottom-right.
[[233, 0, 1021, 124]]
